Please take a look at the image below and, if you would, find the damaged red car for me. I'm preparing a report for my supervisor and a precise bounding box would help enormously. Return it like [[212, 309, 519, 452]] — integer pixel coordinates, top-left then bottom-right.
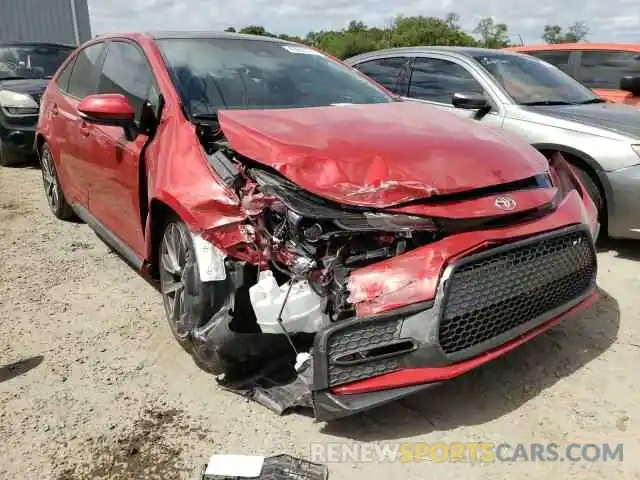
[[36, 32, 600, 421]]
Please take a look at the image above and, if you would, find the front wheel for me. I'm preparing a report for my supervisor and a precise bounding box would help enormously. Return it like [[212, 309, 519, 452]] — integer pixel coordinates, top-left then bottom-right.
[[0, 138, 24, 167], [571, 164, 605, 217], [158, 218, 238, 375]]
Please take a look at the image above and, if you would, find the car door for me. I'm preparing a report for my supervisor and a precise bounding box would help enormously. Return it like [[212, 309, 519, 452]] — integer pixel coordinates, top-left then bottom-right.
[[83, 40, 158, 259], [575, 50, 640, 106], [352, 56, 412, 96], [406, 56, 504, 129], [49, 42, 105, 207]]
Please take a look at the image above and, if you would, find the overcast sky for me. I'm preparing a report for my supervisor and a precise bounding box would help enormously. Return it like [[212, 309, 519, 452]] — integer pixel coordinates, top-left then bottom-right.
[[88, 0, 640, 44]]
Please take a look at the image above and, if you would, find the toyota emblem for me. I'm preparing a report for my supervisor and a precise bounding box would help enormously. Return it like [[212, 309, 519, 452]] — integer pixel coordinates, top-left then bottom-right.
[[494, 196, 517, 211]]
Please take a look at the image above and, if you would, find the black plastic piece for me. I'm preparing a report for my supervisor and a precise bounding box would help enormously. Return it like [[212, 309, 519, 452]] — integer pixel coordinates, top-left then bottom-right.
[[207, 150, 239, 187]]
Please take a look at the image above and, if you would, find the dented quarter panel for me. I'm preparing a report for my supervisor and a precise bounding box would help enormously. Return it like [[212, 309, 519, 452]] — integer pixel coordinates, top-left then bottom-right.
[[218, 102, 550, 207], [349, 189, 595, 317]]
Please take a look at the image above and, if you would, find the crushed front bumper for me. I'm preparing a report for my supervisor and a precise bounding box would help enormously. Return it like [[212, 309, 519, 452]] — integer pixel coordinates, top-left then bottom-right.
[[221, 224, 598, 421], [309, 224, 598, 420]]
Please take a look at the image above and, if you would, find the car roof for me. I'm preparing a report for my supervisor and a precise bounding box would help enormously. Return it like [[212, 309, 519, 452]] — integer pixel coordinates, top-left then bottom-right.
[[507, 43, 640, 53], [347, 46, 522, 62], [93, 31, 297, 45], [0, 41, 76, 49]]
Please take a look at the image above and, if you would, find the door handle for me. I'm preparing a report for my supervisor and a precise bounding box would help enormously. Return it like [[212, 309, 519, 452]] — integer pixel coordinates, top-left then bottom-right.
[[79, 120, 90, 137], [51, 104, 58, 116]]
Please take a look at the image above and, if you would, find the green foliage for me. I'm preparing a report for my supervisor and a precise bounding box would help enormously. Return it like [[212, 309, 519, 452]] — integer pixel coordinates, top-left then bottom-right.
[[229, 15, 588, 58], [473, 17, 511, 48], [542, 21, 589, 44]]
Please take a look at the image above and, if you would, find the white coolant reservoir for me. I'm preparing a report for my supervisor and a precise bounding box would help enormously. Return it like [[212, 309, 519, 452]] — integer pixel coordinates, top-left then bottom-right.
[[249, 270, 330, 334]]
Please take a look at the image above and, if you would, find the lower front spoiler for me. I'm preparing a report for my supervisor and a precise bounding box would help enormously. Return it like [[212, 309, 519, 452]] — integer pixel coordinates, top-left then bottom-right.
[[219, 290, 599, 422]]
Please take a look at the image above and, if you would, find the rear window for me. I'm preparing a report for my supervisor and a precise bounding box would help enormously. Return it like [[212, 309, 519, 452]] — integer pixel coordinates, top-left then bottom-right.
[[526, 51, 573, 75], [577, 50, 640, 90]]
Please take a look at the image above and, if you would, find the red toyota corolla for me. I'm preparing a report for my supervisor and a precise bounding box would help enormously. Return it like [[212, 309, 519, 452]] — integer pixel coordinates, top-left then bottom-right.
[[36, 32, 599, 421]]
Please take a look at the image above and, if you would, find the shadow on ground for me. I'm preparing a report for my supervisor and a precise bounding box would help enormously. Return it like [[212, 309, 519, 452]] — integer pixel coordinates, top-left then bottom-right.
[[0, 355, 44, 383], [597, 237, 640, 262], [323, 288, 619, 441]]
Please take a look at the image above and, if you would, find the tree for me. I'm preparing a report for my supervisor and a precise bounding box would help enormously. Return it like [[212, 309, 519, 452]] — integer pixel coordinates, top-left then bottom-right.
[[542, 24, 563, 44], [239, 25, 272, 37], [566, 21, 589, 42], [542, 21, 589, 43], [224, 27, 236, 32], [473, 17, 510, 48], [231, 13, 532, 59]]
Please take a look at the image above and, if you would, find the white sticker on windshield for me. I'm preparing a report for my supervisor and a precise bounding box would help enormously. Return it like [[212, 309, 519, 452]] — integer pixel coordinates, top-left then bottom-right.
[[282, 45, 323, 56]]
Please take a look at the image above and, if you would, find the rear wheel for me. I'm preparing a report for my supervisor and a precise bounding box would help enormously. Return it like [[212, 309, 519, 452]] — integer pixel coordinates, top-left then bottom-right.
[[39, 143, 74, 219]]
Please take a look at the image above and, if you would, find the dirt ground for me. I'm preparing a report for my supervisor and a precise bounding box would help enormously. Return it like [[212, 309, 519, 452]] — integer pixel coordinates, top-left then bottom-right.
[[1, 163, 639, 480]]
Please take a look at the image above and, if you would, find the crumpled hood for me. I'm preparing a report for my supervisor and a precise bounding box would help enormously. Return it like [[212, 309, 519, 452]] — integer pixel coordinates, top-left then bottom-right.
[[524, 102, 640, 140], [218, 102, 549, 207]]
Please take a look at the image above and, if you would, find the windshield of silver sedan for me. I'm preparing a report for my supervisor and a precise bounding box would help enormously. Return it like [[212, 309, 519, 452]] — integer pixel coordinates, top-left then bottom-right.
[[473, 53, 604, 106], [156, 37, 393, 116]]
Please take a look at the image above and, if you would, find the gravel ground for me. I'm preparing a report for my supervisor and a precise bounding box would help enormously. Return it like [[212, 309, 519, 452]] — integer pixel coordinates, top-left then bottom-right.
[[1, 163, 639, 480]]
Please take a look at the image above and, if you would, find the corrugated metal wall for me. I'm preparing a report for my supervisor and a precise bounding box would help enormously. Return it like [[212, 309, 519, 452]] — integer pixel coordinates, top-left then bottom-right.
[[0, 0, 92, 45]]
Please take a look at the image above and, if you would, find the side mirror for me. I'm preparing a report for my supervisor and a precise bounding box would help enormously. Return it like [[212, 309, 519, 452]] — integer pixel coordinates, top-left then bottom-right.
[[620, 76, 640, 96], [78, 94, 135, 127], [452, 92, 489, 110]]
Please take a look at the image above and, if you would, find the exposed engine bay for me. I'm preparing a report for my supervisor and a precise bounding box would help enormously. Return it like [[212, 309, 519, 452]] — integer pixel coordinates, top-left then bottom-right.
[[195, 119, 444, 338]]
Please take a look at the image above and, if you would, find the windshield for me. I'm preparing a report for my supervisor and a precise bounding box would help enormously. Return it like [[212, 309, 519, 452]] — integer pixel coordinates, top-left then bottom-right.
[[473, 53, 602, 105], [0, 44, 74, 80], [156, 38, 392, 116]]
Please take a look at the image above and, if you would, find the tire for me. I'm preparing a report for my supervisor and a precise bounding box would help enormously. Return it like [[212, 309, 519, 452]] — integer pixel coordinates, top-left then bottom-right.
[[157, 218, 292, 377], [0, 138, 23, 167], [39, 143, 74, 220], [571, 164, 605, 216], [158, 217, 236, 375]]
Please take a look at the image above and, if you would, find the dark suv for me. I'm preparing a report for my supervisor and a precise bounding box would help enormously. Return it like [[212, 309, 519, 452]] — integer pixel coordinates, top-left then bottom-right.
[[0, 42, 75, 166]]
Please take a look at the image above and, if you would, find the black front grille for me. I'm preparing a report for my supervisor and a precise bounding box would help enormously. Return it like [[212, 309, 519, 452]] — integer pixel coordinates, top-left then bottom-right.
[[438, 229, 596, 357], [327, 318, 403, 387]]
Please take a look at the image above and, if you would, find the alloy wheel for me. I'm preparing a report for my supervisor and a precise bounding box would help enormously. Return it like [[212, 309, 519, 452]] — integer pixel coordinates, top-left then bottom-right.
[[40, 146, 60, 212], [159, 223, 191, 341]]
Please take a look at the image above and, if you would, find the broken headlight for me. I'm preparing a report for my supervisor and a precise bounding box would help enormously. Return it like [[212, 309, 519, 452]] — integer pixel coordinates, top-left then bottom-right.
[[335, 212, 437, 232], [250, 168, 438, 233]]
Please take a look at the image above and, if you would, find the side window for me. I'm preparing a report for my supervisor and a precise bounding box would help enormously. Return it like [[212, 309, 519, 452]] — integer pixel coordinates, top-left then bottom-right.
[[527, 51, 572, 75], [97, 41, 155, 122], [67, 43, 104, 98], [409, 58, 484, 104], [577, 51, 640, 90], [55, 57, 76, 92], [354, 57, 409, 95]]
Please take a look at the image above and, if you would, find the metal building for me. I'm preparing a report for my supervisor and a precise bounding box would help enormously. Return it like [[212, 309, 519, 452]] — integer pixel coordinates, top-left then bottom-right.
[[0, 0, 92, 45]]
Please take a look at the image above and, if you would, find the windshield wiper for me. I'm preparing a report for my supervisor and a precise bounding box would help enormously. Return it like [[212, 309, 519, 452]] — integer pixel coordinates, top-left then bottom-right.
[[576, 98, 606, 104], [519, 100, 575, 106], [191, 112, 220, 124]]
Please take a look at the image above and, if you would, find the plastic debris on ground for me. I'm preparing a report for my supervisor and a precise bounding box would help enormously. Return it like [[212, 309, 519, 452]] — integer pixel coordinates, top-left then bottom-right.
[[198, 453, 329, 479], [216, 355, 314, 416]]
